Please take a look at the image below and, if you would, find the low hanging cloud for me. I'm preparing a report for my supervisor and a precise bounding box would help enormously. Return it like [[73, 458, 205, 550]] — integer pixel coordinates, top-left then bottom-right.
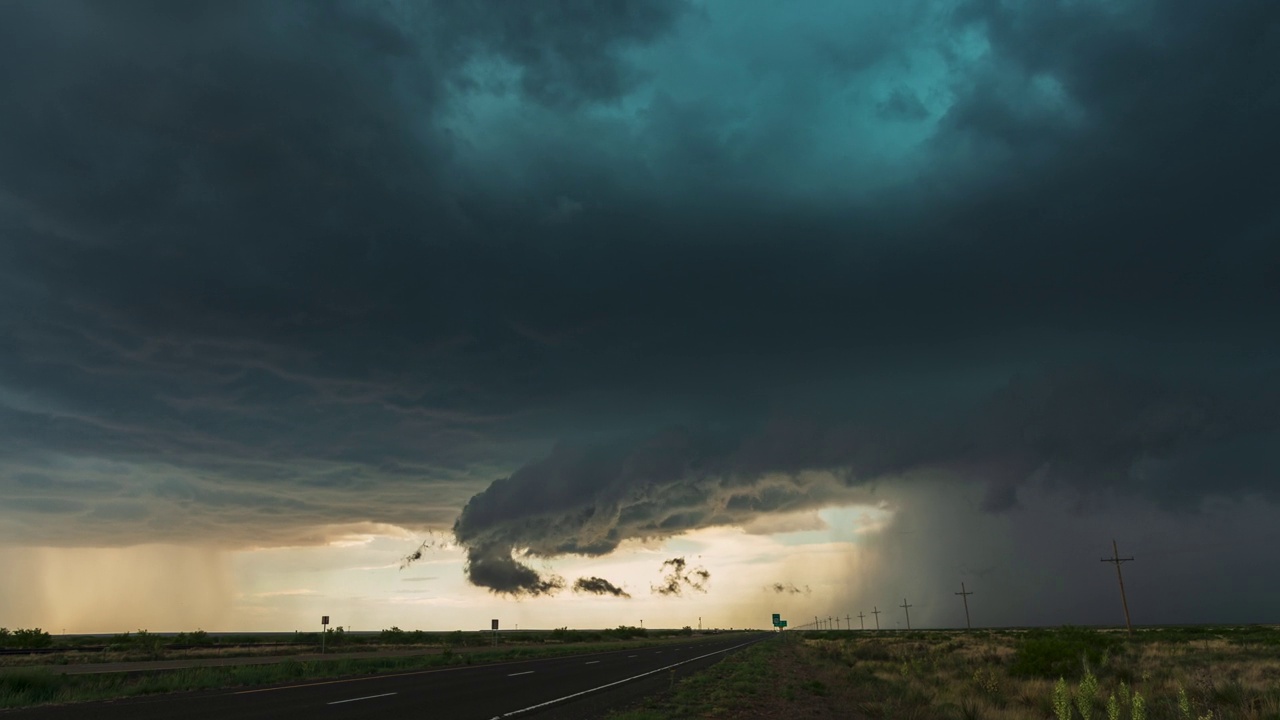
[[768, 583, 811, 595], [440, 367, 1280, 595], [445, 428, 854, 594], [398, 533, 454, 569], [573, 576, 631, 598], [652, 557, 710, 597], [466, 548, 566, 597]]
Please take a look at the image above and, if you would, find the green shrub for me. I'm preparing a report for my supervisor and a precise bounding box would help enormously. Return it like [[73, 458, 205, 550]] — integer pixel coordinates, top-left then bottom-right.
[[173, 630, 212, 646], [4, 628, 53, 649], [1076, 668, 1098, 720], [1010, 627, 1120, 679], [379, 627, 408, 644], [606, 626, 648, 640], [1053, 677, 1072, 720], [372, 627, 434, 645]]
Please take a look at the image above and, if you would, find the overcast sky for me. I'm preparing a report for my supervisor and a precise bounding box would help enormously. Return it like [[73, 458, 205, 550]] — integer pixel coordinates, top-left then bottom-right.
[[2, 0, 1278, 632]]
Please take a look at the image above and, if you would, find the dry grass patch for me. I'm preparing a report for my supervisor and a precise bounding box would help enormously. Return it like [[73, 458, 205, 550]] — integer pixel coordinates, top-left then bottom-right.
[[801, 627, 1280, 720], [616, 627, 1280, 720]]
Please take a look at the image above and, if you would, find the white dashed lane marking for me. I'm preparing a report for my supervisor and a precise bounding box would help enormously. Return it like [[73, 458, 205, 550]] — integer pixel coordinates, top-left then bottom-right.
[[327, 692, 397, 705]]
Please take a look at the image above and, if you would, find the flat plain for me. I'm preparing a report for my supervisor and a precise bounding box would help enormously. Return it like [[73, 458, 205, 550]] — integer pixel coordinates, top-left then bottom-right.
[[0, 626, 724, 709], [608, 626, 1280, 720]]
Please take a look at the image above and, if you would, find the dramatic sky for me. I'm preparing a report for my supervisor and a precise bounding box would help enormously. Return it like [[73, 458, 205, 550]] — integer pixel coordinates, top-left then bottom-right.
[[2, 0, 1279, 633]]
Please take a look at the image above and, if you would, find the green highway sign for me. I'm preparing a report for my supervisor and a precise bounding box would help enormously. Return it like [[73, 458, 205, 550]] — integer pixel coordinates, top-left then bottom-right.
[[771, 613, 780, 626], [779, 620, 787, 628]]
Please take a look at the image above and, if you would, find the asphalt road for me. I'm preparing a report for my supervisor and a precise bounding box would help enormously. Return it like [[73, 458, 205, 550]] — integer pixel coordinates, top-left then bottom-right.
[[5, 633, 773, 720]]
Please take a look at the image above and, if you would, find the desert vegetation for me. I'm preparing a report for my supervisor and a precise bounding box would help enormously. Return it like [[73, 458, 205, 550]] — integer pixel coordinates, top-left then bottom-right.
[[0, 626, 734, 709], [0, 624, 700, 669], [611, 626, 1280, 720], [0, 628, 52, 649]]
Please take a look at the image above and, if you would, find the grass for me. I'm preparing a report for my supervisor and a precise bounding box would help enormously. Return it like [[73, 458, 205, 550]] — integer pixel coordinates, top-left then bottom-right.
[[607, 626, 1280, 720], [0, 626, 705, 668], [0, 632, 741, 710]]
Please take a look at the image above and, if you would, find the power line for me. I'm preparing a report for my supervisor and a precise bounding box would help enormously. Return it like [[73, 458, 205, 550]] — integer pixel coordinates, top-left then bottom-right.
[[955, 582, 974, 630], [1101, 538, 1136, 636]]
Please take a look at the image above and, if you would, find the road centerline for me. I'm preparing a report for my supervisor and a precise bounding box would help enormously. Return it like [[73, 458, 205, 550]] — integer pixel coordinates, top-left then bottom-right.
[[327, 692, 397, 705]]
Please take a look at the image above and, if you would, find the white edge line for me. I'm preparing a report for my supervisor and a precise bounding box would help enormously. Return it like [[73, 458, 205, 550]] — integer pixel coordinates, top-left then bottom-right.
[[508, 671, 535, 676], [327, 692, 397, 705], [583, 661, 600, 665], [489, 638, 762, 720]]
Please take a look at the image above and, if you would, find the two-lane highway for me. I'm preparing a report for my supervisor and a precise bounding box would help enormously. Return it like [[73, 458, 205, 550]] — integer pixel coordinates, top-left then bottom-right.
[[5, 633, 773, 719]]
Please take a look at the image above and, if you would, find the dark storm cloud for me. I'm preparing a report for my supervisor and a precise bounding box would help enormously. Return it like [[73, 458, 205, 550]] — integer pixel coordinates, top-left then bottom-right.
[[572, 576, 631, 598], [877, 87, 931, 121], [0, 0, 1277, 582], [652, 557, 709, 596], [0, 0, 688, 544], [768, 583, 810, 596], [447, 366, 1279, 591], [447, 429, 854, 593]]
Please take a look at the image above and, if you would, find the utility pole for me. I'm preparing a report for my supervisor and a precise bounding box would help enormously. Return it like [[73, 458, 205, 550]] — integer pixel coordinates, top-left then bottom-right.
[[900, 598, 913, 630], [835, 616, 840, 630], [815, 615, 819, 630], [829, 616, 834, 630], [955, 582, 974, 630], [857, 611, 865, 630], [871, 607, 881, 630], [846, 614, 851, 629], [1101, 538, 1135, 636]]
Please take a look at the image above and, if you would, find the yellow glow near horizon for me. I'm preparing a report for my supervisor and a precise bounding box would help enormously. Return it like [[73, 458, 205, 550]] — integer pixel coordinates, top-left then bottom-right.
[[0, 545, 233, 634], [1, 504, 895, 633]]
